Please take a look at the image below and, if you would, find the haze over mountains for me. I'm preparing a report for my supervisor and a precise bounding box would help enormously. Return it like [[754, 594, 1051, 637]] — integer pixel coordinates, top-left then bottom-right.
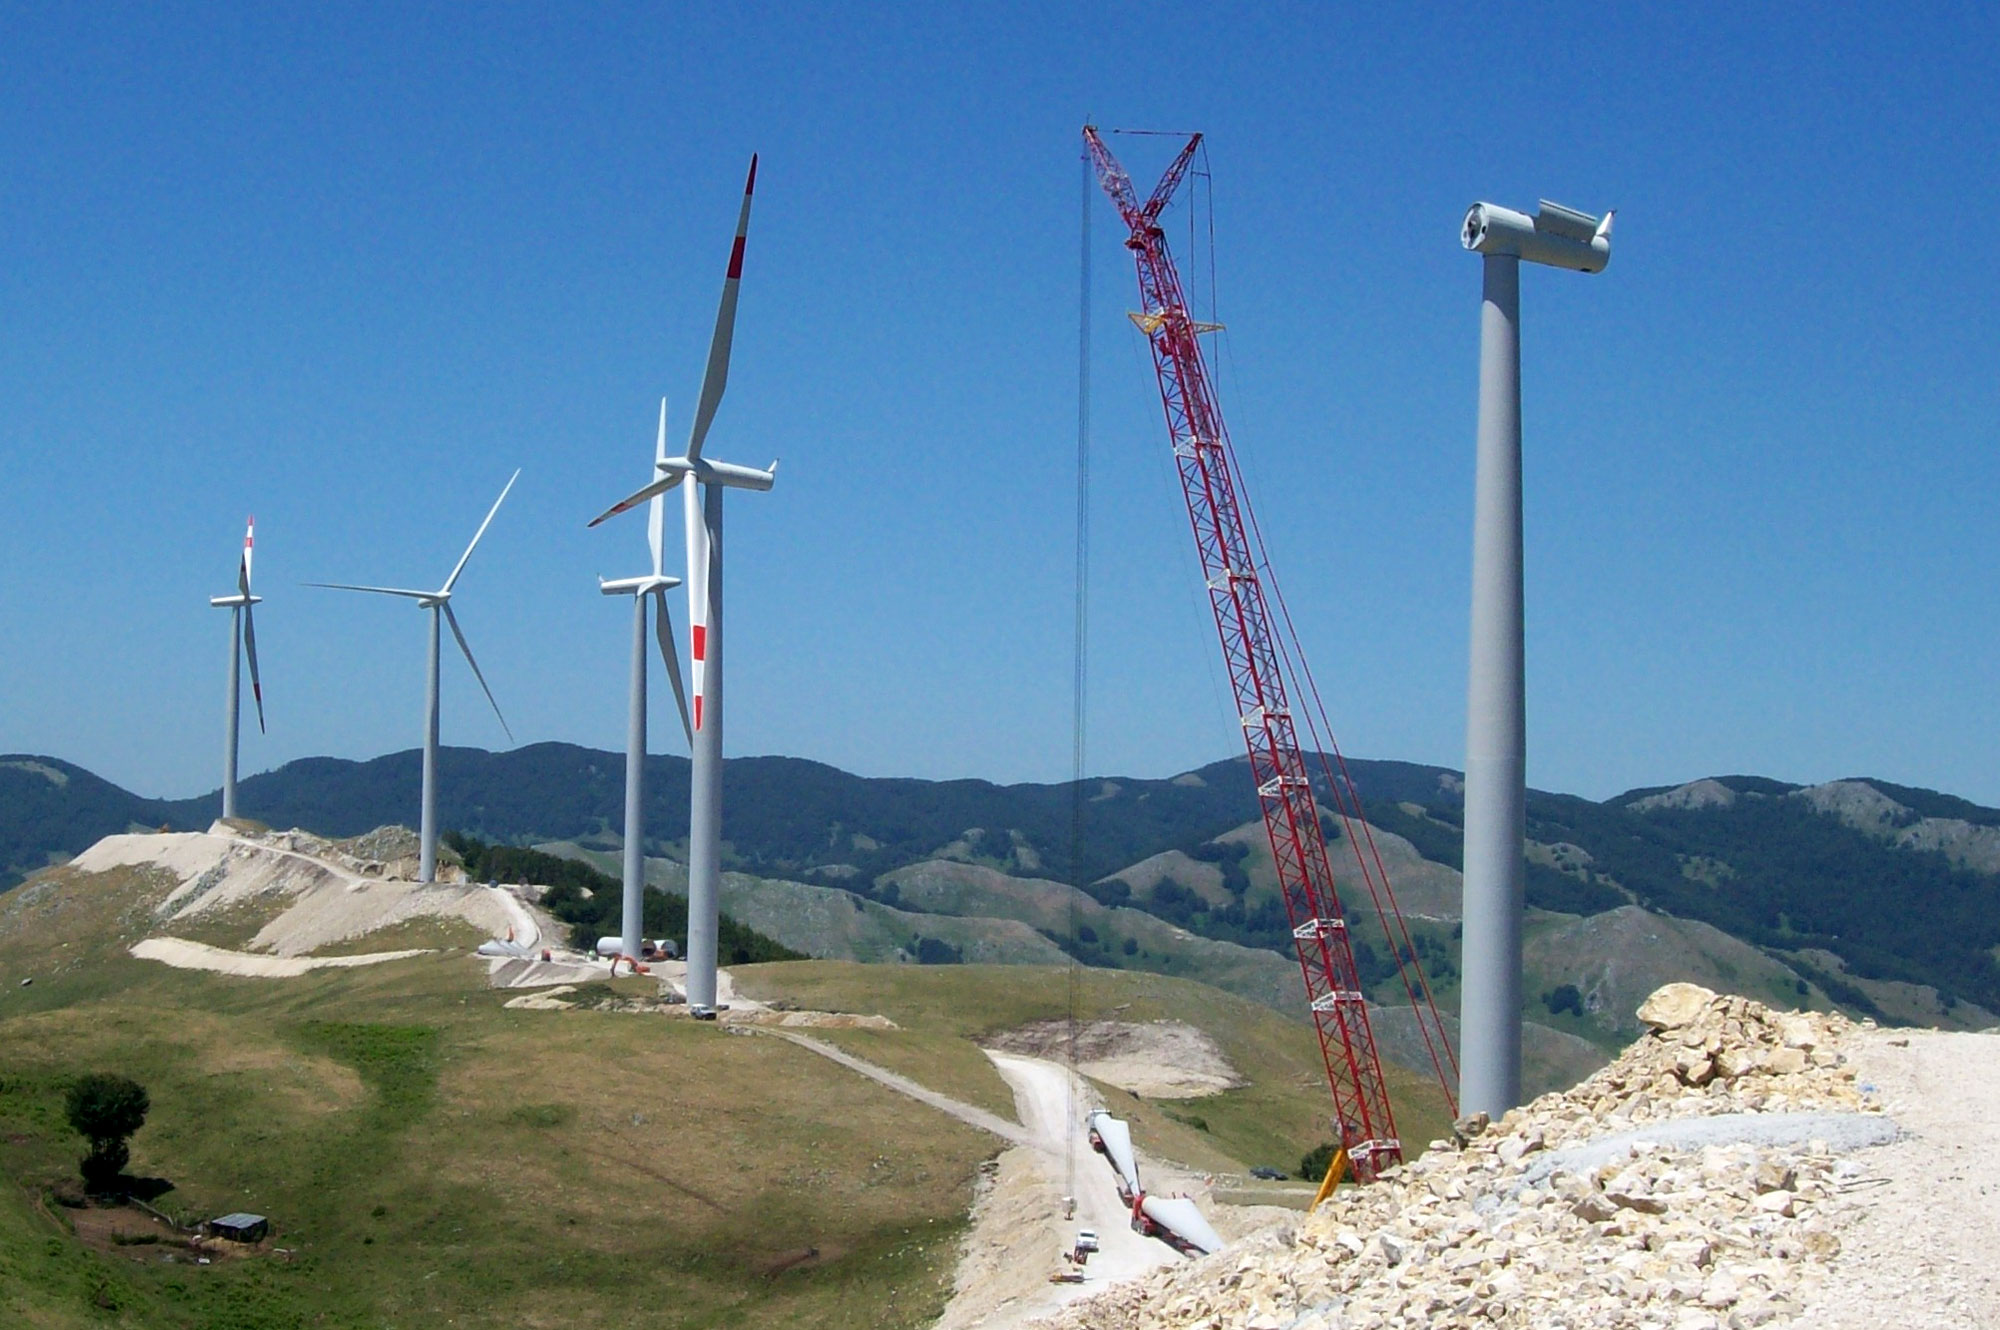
[[6, 746, 1998, 1076]]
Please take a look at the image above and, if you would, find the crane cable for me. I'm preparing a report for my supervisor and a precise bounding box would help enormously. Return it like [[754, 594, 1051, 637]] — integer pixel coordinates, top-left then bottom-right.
[[1064, 140, 1093, 1211]]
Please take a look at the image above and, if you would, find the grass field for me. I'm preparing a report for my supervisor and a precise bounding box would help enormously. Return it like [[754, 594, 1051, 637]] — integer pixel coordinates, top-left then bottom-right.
[[732, 961, 1456, 1177], [0, 860, 1455, 1327], [0, 864, 995, 1329]]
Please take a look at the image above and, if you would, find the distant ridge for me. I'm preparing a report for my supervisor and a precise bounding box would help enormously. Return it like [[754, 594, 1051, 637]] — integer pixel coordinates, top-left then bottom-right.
[[6, 749, 2000, 1027]]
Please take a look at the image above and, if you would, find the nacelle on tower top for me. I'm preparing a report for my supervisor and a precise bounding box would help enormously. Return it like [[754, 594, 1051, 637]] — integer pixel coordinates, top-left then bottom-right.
[[1462, 200, 1612, 273]]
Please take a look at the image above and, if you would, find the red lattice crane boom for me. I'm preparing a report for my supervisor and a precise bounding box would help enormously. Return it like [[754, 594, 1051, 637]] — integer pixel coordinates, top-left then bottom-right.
[[1085, 126, 1454, 1181]]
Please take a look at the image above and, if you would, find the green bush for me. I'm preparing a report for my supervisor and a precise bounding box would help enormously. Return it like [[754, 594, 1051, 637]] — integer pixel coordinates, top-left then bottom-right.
[[1298, 1141, 1339, 1183], [1542, 983, 1585, 1018], [65, 1073, 148, 1191]]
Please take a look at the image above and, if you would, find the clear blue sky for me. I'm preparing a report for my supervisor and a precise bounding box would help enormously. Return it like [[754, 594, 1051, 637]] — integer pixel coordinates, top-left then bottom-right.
[[3, 3, 1996, 805]]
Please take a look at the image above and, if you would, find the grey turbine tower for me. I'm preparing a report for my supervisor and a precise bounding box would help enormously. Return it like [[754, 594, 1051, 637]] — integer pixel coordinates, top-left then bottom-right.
[[596, 399, 694, 968], [310, 470, 520, 883], [209, 517, 266, 821], [591, 156, 775, 1015], [1458, 199, 1613, 1118]]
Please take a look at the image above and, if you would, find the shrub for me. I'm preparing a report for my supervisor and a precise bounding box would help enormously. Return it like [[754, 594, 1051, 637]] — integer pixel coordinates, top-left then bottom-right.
[[1541, 983, 1585, 1018], [66, 1073, 148, 1191], [1298, 1141, 1340, 1183]]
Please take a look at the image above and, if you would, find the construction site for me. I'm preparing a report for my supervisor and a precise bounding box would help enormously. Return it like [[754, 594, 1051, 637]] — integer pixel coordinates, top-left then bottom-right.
[[4, 6, 1998, 1323]]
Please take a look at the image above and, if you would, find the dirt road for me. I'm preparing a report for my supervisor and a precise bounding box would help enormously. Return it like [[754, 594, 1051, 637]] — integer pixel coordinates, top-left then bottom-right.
[[934, 1052, 1181, 1330], [763, 1031, 1031, 1146], [991, 1052, 1180, 1281], [1794, 1027, 2000, 1327]]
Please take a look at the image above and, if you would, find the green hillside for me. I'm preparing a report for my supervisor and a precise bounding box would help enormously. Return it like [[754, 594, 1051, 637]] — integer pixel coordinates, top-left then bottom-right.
[[10, 747, 2000, 1032], [0, 852, 1437, 1328]]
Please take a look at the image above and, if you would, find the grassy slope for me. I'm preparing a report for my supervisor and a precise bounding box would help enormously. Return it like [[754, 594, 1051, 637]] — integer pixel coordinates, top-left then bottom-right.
[[731, 962, 1456, 1178], [0, 869, 989, 1330], [0, 858, 1456, 1327]]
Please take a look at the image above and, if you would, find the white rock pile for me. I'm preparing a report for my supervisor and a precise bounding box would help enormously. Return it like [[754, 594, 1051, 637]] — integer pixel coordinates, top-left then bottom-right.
[[1043, 984, 1885, 1330]]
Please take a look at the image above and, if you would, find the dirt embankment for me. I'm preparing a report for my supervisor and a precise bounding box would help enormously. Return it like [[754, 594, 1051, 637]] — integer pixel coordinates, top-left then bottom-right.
[[982, 1019, 1245, 1099], [72, 826, 561, 974]]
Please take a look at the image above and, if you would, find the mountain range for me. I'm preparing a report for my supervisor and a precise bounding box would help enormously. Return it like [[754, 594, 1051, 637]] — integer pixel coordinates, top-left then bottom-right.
[[6, 745, 1998, 1074]]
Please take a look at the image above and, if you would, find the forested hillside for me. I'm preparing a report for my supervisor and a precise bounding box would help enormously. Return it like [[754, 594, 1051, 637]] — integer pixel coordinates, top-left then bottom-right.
[[7, 748, 1999, 1018]]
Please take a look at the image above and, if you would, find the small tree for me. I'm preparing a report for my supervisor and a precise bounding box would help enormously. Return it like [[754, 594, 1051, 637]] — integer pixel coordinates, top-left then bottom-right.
[[66, 1074, 149, 1192], [1298, 1141, 1339, 1183]]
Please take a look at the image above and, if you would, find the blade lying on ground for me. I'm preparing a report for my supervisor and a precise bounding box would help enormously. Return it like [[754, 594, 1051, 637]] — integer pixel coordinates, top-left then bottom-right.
[[685, 154, 757, 461], [242, 602, 265, 733], [444, 604, 512, 741], [443, 468, 521, 595], [654, 591, 693, 745]]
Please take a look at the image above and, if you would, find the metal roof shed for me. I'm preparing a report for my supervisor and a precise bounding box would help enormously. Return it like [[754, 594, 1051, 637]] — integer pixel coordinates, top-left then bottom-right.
[[208, 1212, 268, 1243]]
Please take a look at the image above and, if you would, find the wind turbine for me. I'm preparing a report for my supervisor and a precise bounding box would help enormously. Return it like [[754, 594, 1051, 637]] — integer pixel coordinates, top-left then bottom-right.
[[209, 517, 265, 822], [310, 469, 520, 883], [596, 399, 694, 969], [590, 155, 776, 1014], [1456, 200, 1613, 1118]]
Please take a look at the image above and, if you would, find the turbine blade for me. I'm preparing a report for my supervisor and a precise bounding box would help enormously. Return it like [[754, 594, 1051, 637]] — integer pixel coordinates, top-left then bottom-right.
[[686, 153, 757, 461], [242, 601, 266, 734], [443, 604, 512, 741], [653, 591, 693, 746], [587, 471, 682, 529], [238, 516, 255, 596], [649, 398, 668, 576], [442, 468, 521, 595], [303, 582, 434, 599], [683, 477, 710, 730]]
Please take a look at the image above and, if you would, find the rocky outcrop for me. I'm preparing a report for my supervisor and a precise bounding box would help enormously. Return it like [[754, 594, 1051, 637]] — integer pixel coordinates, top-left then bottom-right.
[[1042, 986, 1877, 1330]]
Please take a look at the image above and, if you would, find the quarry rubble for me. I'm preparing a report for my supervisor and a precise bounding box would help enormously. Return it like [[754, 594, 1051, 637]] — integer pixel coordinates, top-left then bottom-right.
[[1040, 983, 1888, 1330]]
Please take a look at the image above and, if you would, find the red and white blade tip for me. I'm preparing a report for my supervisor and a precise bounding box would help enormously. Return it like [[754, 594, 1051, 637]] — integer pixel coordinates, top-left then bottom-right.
[[726, 156, 757, 280]]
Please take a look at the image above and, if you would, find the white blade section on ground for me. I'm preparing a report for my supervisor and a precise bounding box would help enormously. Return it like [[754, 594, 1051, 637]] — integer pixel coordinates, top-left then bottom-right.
[[1088, 1109, 1142, 1197], [1138, 1195, 1224, 1255]]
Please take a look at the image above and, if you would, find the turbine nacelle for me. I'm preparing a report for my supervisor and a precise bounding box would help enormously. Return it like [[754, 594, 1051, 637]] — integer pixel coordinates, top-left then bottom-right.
[[209, 594, 263, 608], [598, 573, 683, 597], [661, 454, 778, 492], [1461, 200, 1613, 273], [587, 454, 777, 528]]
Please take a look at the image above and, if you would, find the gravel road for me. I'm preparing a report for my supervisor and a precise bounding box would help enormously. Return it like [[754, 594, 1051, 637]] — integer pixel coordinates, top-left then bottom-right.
[[1793, 1027, 2000, 1327]]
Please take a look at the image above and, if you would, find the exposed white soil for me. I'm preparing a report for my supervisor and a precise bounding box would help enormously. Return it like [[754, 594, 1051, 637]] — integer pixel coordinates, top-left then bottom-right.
[[130, 937, 429, 976], [78, 826, 570, 980], [485, 956, 610, 988], [981, 1019, 1245, 1099]]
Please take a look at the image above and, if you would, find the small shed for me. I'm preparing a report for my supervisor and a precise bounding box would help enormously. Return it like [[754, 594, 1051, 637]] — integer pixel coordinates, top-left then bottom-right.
[[208, 1212, 269, 1243]]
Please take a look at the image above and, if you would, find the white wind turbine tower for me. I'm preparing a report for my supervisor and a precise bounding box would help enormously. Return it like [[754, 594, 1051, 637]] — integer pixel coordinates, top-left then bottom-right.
[[209, 517, 265, 821], [591, 155, 775, 1014], [310, 470, 520, 883], [596, 399, 694, 969]]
